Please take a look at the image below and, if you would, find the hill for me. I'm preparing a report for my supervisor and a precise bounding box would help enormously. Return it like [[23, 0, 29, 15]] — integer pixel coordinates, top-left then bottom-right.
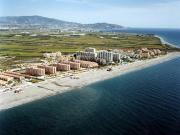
[[0, 15, 124, 31]]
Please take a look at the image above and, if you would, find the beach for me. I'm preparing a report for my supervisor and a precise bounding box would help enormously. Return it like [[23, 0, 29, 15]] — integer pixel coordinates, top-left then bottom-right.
[[0, 52, 180, 111]]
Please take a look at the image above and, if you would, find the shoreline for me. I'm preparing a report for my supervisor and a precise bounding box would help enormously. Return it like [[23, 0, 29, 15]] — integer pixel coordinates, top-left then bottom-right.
[[155, 35, 179, 48], [0, 52, 180, 111]]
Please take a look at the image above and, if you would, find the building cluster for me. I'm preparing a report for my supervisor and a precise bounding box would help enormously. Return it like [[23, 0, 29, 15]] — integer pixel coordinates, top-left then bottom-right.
[[0, 71, 27, 86], [24, 59, 99, 77], [0, 47, 163, 86], [76, 48, 122, 65], [134, 48, 162, 59], [76, 47, 163, 65]]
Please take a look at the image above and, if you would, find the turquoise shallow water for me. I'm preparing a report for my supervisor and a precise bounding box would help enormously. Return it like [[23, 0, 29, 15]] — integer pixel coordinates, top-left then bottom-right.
[[0, 57, 180, 135]]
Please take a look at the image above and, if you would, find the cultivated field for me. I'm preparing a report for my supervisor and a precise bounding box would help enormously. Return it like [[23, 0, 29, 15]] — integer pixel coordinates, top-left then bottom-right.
[[0, 32, 168, 70], [0, 32, 166, 58]]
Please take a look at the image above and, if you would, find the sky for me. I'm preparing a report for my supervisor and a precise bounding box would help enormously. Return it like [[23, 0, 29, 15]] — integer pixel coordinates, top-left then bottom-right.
[[0, 0, 180, 28]]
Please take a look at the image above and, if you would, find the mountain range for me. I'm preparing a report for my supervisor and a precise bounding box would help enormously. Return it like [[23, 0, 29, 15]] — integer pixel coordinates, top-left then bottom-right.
[[0, 15, 124, 31]]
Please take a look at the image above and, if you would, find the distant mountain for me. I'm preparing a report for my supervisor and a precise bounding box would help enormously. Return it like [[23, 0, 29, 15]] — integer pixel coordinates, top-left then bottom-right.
[[0, 15, 124, 31], [82, 23, 124, 31]]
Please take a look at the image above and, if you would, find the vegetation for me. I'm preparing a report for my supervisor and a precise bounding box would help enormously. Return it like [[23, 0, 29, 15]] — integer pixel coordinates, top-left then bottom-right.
[[0, 32, 165, 57], [0, 32, 170, 69], [30, 79, 43, 83]]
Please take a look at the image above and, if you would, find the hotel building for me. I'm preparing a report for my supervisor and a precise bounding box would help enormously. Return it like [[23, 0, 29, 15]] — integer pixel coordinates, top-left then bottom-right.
[[76, 47, 97, 61], [74, 60, 99, 68], [26, 67, 45, 76], [76, 51, 97, 61], [38, 65, 56, 74], [113, 53, 122, 62], [53, 63, 70, 71], [0, 74, 13, 82], [97, 50, 113, 62], [5, 71, 32, 79], [1, 73, 24, 81], [62, 61, 81, 70]]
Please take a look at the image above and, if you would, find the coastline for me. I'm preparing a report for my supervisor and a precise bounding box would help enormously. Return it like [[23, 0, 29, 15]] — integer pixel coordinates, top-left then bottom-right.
[[155, 35, 179, 48], [0, 52, 180, 111]]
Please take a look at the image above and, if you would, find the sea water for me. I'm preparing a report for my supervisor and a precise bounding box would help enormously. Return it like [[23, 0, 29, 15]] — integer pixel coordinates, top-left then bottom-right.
[[113, 28, 180, 47], [0, 29, 180, 135]]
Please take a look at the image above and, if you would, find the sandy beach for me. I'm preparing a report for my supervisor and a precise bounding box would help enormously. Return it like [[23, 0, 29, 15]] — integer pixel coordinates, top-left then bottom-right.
[[0, 52, 180, 111]]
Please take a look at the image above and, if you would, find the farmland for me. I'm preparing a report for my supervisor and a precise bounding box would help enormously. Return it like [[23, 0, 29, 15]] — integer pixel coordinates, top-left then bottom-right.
[[0, 31, 170, 70]]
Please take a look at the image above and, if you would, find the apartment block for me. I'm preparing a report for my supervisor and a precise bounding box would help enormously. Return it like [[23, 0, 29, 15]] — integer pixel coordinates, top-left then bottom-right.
[[113, 53, 121, 62], [74, 60, 99, 68], [53, 63, 70, 71], [0, 74, 13, 81], [76, 51, 97, 61], [62, 61, 81, 70], [5, 71, 31, 79], [38, 65, 56, 74], [97, 50, 113, 62], [26, 67, 45, 76], [1, 73, 24, 81]]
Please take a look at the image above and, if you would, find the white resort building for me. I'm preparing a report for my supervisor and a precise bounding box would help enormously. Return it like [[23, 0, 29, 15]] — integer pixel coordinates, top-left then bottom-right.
[[76, 51, 97, 61], [113, 53, 122, 62], [85, 47, 96, 53], [97, 50, 113, 62]]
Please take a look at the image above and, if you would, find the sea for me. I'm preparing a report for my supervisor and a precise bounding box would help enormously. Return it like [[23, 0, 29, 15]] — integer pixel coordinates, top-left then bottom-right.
[[0, 28, 180, 135], [113, 28, 180, 48]]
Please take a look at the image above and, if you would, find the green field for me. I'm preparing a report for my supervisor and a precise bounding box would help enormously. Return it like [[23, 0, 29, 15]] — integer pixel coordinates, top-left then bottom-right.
[[0, 32, 170, 70], [0, 33, 166, 58]]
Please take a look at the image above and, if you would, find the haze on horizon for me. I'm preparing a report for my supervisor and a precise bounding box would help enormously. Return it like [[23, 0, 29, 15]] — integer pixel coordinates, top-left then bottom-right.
[[0, 0, 180, 28]]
